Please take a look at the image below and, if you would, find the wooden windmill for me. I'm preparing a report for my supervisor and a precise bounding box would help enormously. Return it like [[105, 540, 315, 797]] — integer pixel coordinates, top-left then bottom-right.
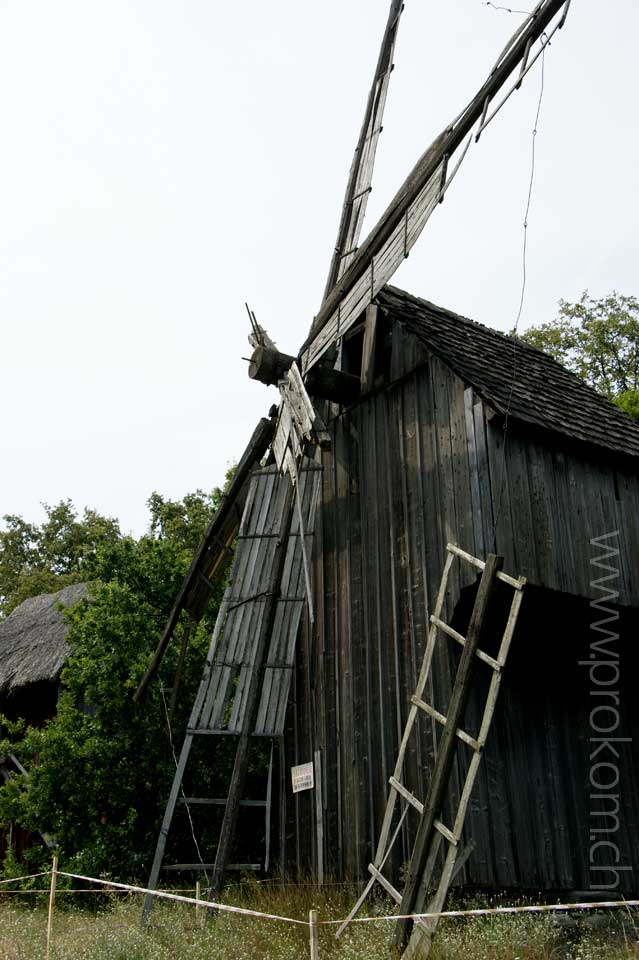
[[138, 0, 572, 948]]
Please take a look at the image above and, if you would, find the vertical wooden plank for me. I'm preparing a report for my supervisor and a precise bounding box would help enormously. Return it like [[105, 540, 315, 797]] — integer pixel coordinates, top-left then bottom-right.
[[365, 393, 393, 863], [465, 388, 485, 559], [504, 434, 538, 583], [314, 749, 324, 884], [382, 390, 409, 863], [525, 439, 554, 590], [447, 374, 474, 561], [356, 396, 378, 864], [485, 418, 516, 574], [360, 304, 378, 392], [279, 736, 287, 881], [334, 415, 351, 874], [473, 401, 496, 556], [411, 370, 437, 806]]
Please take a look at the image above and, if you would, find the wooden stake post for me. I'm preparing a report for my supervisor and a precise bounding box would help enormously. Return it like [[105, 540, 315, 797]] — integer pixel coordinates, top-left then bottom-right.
[[309, 909, 319, 960], [46, 854, 58, 960]]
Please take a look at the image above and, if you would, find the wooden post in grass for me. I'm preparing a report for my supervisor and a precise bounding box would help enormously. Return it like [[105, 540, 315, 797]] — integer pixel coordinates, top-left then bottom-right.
[[309, 909, 319, 959], [46, 854, 58, 960], [195, 880, 203, 928]]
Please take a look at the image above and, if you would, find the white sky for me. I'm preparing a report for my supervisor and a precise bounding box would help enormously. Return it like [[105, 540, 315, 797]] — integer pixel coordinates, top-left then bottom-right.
[[1, 0, 637, 536]]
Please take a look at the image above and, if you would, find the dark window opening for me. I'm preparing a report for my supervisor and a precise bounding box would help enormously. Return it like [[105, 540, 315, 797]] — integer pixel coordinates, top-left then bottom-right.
[[339, 309, 392, 387]]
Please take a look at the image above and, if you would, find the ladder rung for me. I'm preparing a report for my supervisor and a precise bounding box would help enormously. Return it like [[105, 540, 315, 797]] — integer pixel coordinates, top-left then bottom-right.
[[186, 728, 273, 737], [430, 615, 465, 645], [412, 694, 447, 727], [430, 616, 502, 672], [196, 571, 216, 592], [411, 696, 481, 753], [367, 863, 402, 904], [389, 776, 424, 814], [445, 542, 525, 591], [434, 820, 459, 846], [178, 797, 267, 808], [162, 863, 261, 872]]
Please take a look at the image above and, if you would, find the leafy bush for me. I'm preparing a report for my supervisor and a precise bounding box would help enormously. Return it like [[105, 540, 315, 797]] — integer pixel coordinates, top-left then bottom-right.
[[0, 482, 235, 881]]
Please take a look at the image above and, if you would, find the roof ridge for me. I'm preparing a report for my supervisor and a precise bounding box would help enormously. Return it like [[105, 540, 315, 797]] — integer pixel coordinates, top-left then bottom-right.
[[378, 284, 639, 458], [384, 284, 567, 362]]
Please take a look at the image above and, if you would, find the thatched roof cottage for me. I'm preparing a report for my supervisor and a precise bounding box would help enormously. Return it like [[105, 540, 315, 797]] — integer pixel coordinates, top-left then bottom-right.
[[0, 583, 87, 725]]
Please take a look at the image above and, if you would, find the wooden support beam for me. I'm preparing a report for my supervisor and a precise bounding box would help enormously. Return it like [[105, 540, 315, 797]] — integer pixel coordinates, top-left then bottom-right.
[[393, 554, 503, 952], [360, 303, 378, 392], [249, 345, 361, 406]]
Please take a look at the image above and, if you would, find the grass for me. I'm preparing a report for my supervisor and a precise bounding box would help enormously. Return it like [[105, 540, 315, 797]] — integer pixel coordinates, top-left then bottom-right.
[[0, 883, 638, 959]]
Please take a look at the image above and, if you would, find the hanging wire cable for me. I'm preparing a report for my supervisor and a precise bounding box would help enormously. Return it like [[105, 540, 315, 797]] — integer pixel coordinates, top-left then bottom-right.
[[483, 2, 532, 13], [492, 34, 548, 540], [159, 680, 211, 887]]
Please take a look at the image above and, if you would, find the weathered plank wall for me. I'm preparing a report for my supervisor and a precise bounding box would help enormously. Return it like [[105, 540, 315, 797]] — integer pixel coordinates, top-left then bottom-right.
[[285, 320, 639, 891]]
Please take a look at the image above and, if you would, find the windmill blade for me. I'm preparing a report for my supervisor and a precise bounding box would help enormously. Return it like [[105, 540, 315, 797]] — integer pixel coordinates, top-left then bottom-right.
[[301, 0, 571, 374], [273, 362, 330, 479], [133, 413, 276, 702], [322, 0, 406, 302]]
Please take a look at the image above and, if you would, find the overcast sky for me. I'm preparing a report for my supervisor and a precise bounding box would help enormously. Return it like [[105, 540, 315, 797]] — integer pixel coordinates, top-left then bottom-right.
[[1, 0, 637, 536]]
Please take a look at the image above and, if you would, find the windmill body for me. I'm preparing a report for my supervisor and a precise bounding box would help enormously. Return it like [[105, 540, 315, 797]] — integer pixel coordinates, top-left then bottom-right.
[[140, 0, 639, 946]]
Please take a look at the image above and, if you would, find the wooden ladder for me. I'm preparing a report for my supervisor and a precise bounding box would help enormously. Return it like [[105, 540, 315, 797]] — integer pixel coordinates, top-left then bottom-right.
[[141, 481, 297, 923], [336, 543, 526, 958]]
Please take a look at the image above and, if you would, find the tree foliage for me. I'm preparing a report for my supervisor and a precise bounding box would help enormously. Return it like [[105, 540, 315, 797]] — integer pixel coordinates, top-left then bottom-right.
[[0, 502, 121, 618], [520, 291, 639, 418], [0, 480, 235, 881]]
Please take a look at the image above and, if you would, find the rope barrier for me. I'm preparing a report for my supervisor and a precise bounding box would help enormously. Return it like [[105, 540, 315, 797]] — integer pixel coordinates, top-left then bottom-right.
[[1, 868, 638, 930], [319, 898, 639, 927], [56, 871, 309, 926], [0, 871, 50, 886]]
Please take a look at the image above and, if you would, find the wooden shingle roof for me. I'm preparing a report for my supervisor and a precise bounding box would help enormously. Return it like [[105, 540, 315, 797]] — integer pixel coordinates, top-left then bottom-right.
[[379, 285, 639, 459]]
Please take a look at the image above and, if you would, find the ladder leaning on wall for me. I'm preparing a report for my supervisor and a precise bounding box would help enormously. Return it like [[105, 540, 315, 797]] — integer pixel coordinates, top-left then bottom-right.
[[336, 542, 526, 959]]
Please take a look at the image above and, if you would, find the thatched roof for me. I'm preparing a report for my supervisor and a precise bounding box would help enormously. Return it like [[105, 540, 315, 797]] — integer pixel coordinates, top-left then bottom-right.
[[0, 583, 88, 695]]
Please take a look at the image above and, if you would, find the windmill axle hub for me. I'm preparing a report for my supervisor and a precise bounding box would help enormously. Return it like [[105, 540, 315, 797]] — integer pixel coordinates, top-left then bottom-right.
[[248, 345, 360, 406]]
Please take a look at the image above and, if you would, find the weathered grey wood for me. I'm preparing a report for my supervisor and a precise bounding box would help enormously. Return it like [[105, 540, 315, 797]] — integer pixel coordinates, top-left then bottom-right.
[[322, 0, 405, 299], [314, 749, 324, 884], [394, 554, 502, 952], [301, 0, 569, 367], [360, 304, 378, 392], [309, 909, 319, 960], [249, 345, 361, 405], [265, 744, 274, 873], [279, 737, 287, 881], [334, 550, 455, 937], [465, 389, 485, 559], [134, 414, 275, 702], [208, 482, 295, 897], [288, 301, 639, 897], [407, 583, 525, 958]]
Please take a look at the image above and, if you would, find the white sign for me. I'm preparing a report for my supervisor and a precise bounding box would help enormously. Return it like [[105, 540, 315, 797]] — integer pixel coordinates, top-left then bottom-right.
[[291, 761, 314, 794]]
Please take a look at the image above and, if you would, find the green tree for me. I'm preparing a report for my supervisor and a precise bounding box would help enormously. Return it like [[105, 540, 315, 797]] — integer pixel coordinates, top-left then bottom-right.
[[520, 291, 639, 418], [0, 483, 234, 881], [0, 502, 121, 617]]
